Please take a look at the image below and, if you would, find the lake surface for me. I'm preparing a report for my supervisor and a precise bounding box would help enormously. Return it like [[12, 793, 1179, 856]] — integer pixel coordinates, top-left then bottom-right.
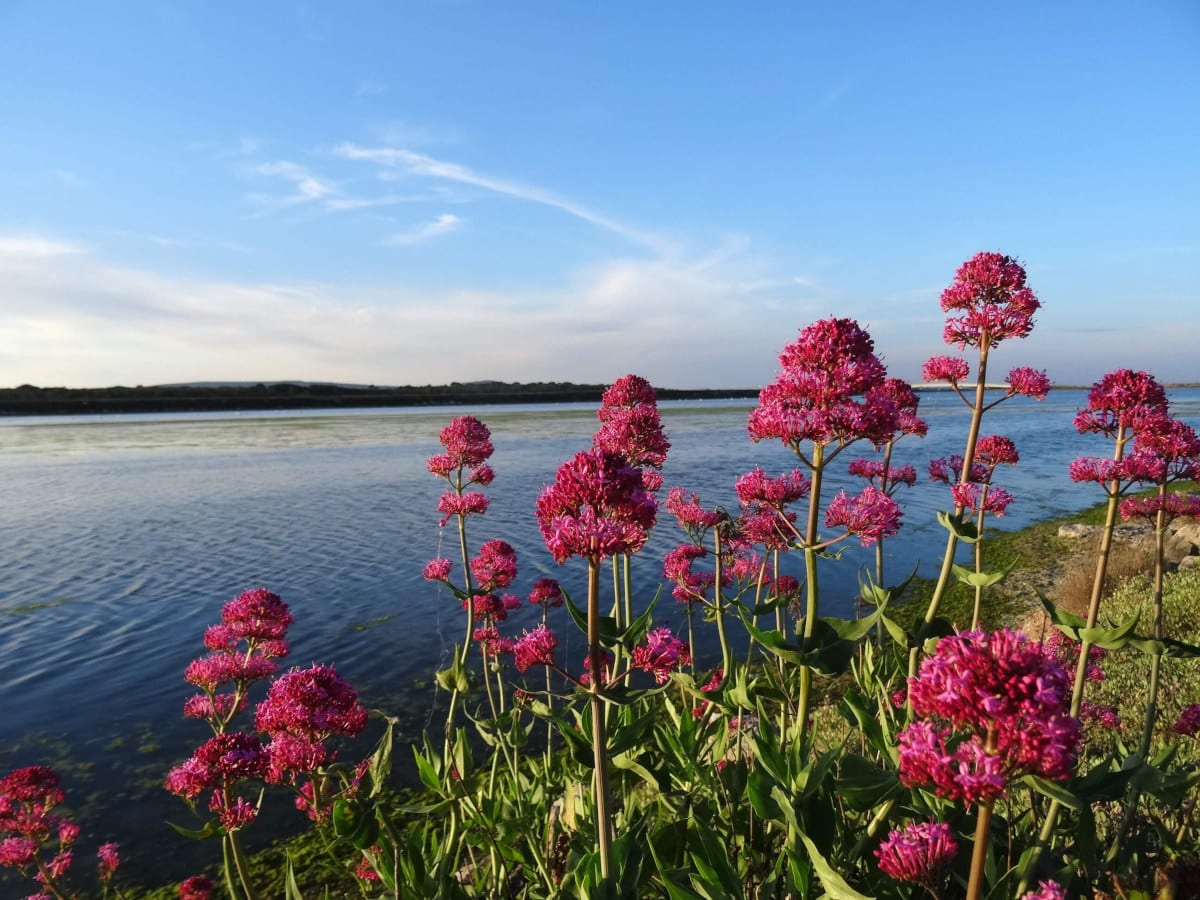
[[2, 389, 1199, 885]]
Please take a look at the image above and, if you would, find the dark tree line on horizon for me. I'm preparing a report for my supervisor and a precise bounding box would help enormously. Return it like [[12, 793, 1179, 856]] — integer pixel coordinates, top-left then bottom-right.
[[0, 381, 763, 416]]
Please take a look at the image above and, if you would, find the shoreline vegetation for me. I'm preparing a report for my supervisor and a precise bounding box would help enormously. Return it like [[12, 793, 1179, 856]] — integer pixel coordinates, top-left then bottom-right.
[[117, 488, 1199, 898], [4, 381, 1198, 418]]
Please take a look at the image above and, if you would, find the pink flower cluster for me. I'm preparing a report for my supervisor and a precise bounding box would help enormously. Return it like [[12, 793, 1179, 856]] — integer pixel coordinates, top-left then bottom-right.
[[631, 627, 692, 683], [1, 765, 119, 890], [1074, 369, 1168, 437], [939, 251, 1040, 348], [748, 317, 898, 451], [874, 820, 957, 886], [823, 485, 902, 546], [930, 435, 1020, 517], [536, 449, 657, 564], [513, 624, 558, 673], [528, 577, 564, 609], [254, 665, 368, 808], [898, 629, 1081, 803], [1022, 880, 1067, 900], [1174, 704, 1200, 737], [428, 415, 495, 526], [593, 374, 670, 489], [168, 592, 368, 832], [184, 588, 293, 725]]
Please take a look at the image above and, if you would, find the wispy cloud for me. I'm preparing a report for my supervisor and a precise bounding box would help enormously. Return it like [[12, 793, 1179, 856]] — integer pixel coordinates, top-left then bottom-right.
[[248, 160, 337, 208], [383, 214, 463, 246], [0, 235, 86, 258], [333, 142, 671, 253]]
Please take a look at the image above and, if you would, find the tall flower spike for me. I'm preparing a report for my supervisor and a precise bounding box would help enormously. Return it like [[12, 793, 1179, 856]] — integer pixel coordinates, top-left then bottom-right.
[[535, 449, 657, 564], [593, 374, 670, 472], [748, 317, 897, 450], [939, 251, 1040, 348]]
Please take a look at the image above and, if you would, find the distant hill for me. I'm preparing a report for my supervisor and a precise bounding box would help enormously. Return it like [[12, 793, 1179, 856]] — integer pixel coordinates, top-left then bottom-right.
[[0, 382, 761, 417]]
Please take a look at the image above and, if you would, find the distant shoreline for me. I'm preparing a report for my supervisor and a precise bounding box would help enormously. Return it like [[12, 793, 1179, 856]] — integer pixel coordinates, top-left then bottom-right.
[[0, 382, 761, 417], [2, 381, 1196, 418]]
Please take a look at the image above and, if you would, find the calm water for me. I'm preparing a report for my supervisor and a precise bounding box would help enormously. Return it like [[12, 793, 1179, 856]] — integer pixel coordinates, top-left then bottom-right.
[[2, 389, 1199, 884]]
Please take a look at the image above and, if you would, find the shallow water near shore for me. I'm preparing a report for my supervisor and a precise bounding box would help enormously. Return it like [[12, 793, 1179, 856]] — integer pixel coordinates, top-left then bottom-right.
[[2, 389, 1199, 886]]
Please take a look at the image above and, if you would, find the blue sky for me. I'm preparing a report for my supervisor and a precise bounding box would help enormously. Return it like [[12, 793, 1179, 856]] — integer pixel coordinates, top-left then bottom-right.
[[1, 2, 1197, 389]]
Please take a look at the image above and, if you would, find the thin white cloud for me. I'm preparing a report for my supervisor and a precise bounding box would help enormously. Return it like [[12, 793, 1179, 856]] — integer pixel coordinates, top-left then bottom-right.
[[0, 235, 86, 258], [250, 160, 337, 206], [333, 142, 671, 253], [383, 214, 463, 246]]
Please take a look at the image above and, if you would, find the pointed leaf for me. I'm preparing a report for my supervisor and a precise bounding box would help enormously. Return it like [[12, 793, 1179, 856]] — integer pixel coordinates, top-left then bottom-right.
[[799, 832, 874, 900]]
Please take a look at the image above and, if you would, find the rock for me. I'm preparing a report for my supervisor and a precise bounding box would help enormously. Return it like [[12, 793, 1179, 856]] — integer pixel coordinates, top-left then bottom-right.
[[1058, 524, 1098, 540], [1180, 555, 1200, 571], [1173, 521, 1200, 552]]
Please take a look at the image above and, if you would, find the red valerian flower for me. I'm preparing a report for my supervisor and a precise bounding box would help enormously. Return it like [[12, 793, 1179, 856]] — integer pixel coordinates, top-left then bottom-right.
[[1005, 367, 1051, 400], [922, 355, 970, 385], [1074, 369, 1169, 437], [975, 435, 1020, 468], [748, 317, 898, 451], [632, 627, 692, 683], [422, 558, 453, 581], [255, 665, 368, 743], [593, 374, 670, 471], [898, 629, 1080, 803], [470, 539, 519, 592], [939, 251, 1040, 348], [527, 577, 564, 608], [513, 625, 558, 673], [874, 821, 957, 887], [824, 486, 902, 546], [1021, 881, 1067, 900], [179, 874, 217, 899], [536, 449, 657, 564]]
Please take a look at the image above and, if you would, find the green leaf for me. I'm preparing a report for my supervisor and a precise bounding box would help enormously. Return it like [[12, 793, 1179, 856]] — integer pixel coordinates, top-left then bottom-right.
[[366, 712, 395, 797], [285, 855, 305, 900], [563, 590, 621, 645], [413, 745, 442, 793], [798, 832, 874, 900], [1021, 774, 1081, 810], [836, 754, 901, 810], [1079, 608, 1141, 649], [166, 818, 221, 840], [1038, 591, 1087, 631], [951, 558, 1016, 588], [937, 509, 980, 543]]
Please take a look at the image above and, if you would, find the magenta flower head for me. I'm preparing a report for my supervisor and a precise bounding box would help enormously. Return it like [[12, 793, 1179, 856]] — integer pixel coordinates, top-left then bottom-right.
[[666, 486, 727, 535], [1006, 367, 1051, 400], [470, 539, 519, 592], [594, 374, 670, 471], [536, 449, 657, 564], [922, 355, 970, 386], [939, 251, 1040, 348], [1173, 704, 1200, 737], [513, 624, 558, 673], [1074, 369, 1168, 436], [222, 588, 293, 642], [1021, 881, 1067, 900], [94, 842, 120, 883], [975, 435, 1020, 468], [748, 317, 897, 452], [437, 416, 493, 468], [824, 486, 902, 546], [179, 875, 216, 900], [632, 627, 692, 683], [874, 821, 957, 887], [899, 629, 1081, 803], [528, 577, 565, 608], [423, 557, 453, 582], [869, 378, 928, 438], [255, 664, 368, 743]]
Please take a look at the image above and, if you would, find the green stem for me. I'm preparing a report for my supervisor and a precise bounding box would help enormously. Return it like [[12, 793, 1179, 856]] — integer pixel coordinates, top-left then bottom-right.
[[965, 726, 998, 900], [587, 558, 614, 879], [1117, 486, 1168, 846], [909, 341, 990, 682], [796, 443, 825, 745], [970, 494, 987, 630], [714, 528, 732, 681], [1019, 425, 1129, 894]]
